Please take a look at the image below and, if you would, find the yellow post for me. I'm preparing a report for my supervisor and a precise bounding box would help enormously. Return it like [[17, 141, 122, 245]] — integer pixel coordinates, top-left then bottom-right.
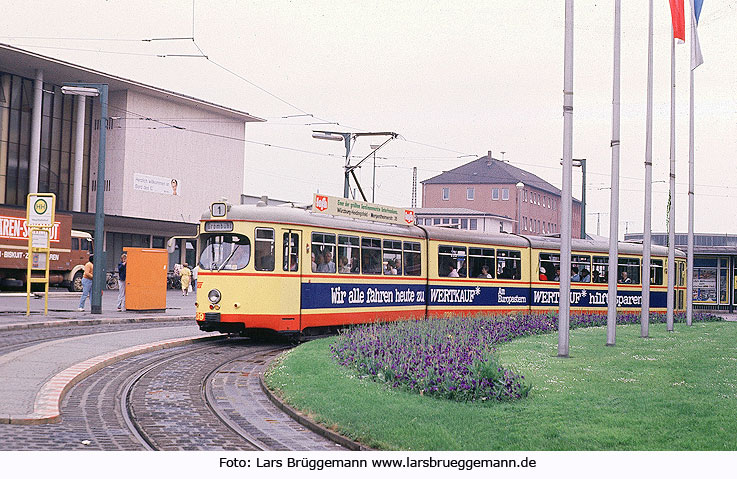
[[25, 193, 55, 317]]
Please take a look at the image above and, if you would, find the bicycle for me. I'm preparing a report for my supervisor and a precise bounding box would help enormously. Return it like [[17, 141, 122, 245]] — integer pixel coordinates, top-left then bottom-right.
[[167, 271, 181, 290], [106, 271, 119, 290]]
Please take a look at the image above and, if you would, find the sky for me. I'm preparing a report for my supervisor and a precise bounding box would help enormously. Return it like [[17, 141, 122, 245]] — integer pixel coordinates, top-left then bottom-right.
[[2, 0, 736, 238]]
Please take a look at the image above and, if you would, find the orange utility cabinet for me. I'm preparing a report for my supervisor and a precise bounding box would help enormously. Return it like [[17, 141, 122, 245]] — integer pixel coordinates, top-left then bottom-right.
[[124, 247, 168, 311]]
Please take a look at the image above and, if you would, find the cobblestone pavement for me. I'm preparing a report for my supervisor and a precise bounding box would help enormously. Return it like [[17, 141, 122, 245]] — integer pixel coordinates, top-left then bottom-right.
[[207, 346, 345, 451], [0, 334, 346, 451]]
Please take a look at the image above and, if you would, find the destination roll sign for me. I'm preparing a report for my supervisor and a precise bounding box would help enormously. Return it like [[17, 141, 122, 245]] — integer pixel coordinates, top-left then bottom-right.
[[312, 194, 416, 226]]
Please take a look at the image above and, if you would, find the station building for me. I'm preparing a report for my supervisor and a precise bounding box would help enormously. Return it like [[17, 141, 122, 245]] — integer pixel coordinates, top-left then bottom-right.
[[421, 153, 583, 238], [0, 43, 264, 274], [625, 232, 737, 313]]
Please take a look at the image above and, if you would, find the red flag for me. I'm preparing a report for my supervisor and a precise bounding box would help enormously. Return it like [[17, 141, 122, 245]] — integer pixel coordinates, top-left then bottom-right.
[[669, 0, 685, 42]]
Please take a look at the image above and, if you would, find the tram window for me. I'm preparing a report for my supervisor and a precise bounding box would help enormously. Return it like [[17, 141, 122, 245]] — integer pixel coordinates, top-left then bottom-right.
[[338, 235, 360, 274], [282, 232, 299, 271], [403, 241, 421, 276], [311, 232, 336, 273], [383, 239, 402, 275], [438, 245, 467, 278], [592, 256, 608, 283], [469, 247, 494, 279], [361, 237, 382, 275], [678, 261, 686, 287], [497, 250, 521, 280], [618, 257, 641, 284], [572, 254, 591, 283], [650, 259, 664, 285], [254, 228, 275, 271], [539, 253, 560, 281], [199, 234, 251, 271]]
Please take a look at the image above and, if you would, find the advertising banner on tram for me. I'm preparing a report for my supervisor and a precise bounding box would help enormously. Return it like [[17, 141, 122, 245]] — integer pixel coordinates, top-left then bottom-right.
[[300, 283, 668, 310]]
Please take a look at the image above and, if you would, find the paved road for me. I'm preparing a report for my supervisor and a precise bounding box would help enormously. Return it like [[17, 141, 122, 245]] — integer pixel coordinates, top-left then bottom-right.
[[0, 288, 196, 328]]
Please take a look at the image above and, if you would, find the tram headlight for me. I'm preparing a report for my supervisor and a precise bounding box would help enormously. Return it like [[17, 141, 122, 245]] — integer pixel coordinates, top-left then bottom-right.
[[208, 289, 221, 304]]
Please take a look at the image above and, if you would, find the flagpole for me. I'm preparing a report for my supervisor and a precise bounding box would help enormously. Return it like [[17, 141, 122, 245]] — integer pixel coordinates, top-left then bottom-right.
[[687, 0, 697, 326], [606, 0, 621, 347], [558, 0, 573, 358], [667, 30, 676, 333], [641, 0, 654, 338]]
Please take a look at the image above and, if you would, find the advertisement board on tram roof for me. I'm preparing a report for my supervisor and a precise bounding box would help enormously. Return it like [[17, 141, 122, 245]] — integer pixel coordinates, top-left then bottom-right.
[[312, 194, 416, 227]]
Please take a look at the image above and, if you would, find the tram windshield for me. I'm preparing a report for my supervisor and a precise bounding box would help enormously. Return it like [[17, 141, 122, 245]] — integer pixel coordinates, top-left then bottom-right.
[[199, 233, 251, 271]]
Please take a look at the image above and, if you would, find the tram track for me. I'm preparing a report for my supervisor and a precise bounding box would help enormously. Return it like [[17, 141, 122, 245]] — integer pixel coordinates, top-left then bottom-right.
[[0, 324, 346, 451], [118, 338, 345, 451]]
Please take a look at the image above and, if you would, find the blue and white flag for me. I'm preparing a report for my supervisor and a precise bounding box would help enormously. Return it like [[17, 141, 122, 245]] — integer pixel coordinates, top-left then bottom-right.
[[690, 0, 704, 69]]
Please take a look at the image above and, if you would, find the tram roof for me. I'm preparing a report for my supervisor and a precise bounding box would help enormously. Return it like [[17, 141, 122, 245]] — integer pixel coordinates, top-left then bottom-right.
[[203, 204, 684, 257]]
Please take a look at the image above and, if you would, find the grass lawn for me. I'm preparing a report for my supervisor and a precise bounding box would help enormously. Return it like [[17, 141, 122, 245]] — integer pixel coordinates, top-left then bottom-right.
[[264, 321, 737, 450]]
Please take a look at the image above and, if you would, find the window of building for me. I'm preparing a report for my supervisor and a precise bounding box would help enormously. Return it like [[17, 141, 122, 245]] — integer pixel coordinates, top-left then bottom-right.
[[451, 218, 459, 225], [469, 219, 478, 230], [492, 188, 499, 200], [383, 239, 402, 275], [337, 235, 359, 273], [467, 187, 475, 200], [438, 245, 467, 277], [442, 187, 449, 200], [311, 232, 336, 273], [361, 237, 382, 274], [403, 241, 422, 276], [152, 236, 166, 249], [502, 188, 509, 200], [469, 247, 494, 278], [433, 218, 440, 225], [693, 257, 718, 302], [497, 250, 521, 280], [461, 218, 468, 229], [442, 218, 449, 224], [523, 190, 527, 202]]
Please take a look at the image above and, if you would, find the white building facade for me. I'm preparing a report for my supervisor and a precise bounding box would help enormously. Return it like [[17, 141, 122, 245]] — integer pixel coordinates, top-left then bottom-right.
[[0, 44, 264, 272]]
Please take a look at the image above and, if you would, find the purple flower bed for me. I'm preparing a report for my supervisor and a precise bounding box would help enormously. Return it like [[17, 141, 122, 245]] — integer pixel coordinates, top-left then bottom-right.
[[331, 311, 721, 403]]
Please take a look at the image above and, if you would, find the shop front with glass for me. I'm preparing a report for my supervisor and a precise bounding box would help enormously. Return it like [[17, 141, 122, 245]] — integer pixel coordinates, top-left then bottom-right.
[[692, 256, 733, 311]]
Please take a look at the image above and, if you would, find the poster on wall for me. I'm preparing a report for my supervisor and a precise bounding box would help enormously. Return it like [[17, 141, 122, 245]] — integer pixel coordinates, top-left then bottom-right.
[[133, 173, 181, 196]]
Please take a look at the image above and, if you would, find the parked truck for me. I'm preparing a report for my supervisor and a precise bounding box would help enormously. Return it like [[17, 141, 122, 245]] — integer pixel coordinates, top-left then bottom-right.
[[0, 205, 91, 291]]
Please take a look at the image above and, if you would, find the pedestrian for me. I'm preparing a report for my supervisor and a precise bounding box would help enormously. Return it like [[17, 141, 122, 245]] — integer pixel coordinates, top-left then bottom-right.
[[180, 262, 192, 296], [78, 254, 94, 311], [116, 253, 127, 311]]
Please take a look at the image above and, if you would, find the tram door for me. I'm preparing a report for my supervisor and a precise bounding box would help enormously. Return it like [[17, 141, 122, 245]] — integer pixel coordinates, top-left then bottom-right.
[[280, 229, 302, 332]]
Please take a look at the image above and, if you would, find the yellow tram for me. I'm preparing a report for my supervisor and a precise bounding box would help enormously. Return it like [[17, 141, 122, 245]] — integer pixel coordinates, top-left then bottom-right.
[[194, 197, 687, 336]]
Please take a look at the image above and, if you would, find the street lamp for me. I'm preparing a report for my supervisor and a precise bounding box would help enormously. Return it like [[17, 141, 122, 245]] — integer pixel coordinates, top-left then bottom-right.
[[572, 158, 586, 239], [516, 182, 524, 234], [63, 83, 108, 314], [560, 157, 586, 238]]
